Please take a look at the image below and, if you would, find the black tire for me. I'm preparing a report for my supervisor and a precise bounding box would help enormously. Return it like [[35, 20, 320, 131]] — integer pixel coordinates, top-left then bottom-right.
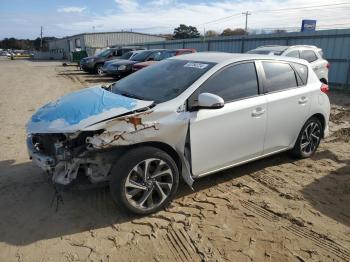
[[109, 146, 179, 215], [94, 64, 104, 75], [292, 117, 323, 158]]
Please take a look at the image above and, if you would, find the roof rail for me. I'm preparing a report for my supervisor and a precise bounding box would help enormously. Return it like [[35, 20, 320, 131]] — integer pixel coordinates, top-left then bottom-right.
[[288, 45, 319, 49]]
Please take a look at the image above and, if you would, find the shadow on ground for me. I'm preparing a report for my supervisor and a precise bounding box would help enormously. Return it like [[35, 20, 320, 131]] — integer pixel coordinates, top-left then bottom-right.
[[0, 152, 296, 246], [0, 150, 348, 245]]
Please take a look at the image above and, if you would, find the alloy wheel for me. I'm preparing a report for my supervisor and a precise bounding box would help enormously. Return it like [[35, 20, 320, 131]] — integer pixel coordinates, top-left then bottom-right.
[[300, 121, 321, 155], [124, 158, 174, 211], [97, 65, 103, 76]]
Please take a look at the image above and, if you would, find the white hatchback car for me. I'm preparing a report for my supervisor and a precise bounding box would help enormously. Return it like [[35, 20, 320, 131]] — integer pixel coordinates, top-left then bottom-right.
[[247, 45, 329, 84], [26, 52, 330, 214]]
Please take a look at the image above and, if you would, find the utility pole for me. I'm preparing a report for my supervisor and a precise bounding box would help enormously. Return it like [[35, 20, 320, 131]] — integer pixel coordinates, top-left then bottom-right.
[[242, 11, 251, 34], [40, 26, 43, 50]]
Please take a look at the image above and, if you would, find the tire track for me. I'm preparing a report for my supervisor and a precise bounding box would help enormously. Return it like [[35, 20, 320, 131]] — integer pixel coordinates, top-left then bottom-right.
[[284, 224, 350, 261], [240, 200, 350, 261]]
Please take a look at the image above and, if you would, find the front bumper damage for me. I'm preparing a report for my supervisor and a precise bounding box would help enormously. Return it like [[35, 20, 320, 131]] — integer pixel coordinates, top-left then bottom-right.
[[26, 133, 116, 185]]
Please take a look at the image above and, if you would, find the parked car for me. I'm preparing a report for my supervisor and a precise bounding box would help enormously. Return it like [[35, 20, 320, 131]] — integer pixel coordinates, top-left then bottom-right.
[[80, 46, 144, 75], [102, 50, 145, 76], [102, 49, 175, 78], [247, 45, 329, 84], [26, 52, 330, 215], [132, 48, 196, 72]]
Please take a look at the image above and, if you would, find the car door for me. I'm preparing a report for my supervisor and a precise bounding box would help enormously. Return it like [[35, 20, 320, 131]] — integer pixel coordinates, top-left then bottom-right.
[[260, 60, 311, 154], [189, 62, 267, 177]]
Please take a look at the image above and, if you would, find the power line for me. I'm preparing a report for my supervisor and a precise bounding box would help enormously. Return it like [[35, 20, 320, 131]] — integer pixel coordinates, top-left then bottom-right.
[[196, 2, 350, 27]]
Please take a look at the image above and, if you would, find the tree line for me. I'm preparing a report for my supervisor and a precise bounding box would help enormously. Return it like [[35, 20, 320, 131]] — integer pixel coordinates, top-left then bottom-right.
[[0, 37, 55, 50], [167, 24, 286, 39], [169, 24, 247, 39]]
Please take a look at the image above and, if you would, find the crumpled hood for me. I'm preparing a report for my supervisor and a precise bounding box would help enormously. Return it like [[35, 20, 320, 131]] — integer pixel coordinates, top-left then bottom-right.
[[26, 86, 153, 134]]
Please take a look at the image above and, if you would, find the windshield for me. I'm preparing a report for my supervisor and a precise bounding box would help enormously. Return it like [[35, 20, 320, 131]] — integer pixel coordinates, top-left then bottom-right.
[[131, 50, 154, 62], [111, 59, 216, 103], [97, 49, 113, 57], [247, 49, 282, 55], [120, 51, 133, 60]]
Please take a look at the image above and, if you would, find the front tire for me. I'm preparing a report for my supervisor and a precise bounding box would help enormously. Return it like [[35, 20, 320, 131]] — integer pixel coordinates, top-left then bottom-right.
[[292, 117, 323, 158], [109, 147, 179, 215], [95, 64, 104, 76]]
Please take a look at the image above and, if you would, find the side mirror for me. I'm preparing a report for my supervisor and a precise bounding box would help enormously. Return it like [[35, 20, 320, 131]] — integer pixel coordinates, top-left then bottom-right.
[[147, 57, 154, 61], [198, 93, 224, 109]]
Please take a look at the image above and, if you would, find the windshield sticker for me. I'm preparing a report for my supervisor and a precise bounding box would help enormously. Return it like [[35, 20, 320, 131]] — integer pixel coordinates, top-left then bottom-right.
[[184, 62, 208, 69]]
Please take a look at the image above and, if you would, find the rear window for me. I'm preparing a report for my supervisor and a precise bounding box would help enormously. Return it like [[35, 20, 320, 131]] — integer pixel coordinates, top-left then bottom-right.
[[284, 50, 300, 58], [300, 50, 318, 63], [262, 61, 298, 92]]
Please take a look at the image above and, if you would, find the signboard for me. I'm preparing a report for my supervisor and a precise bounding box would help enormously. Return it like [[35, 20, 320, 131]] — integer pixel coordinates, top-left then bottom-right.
[[301, 20, 317, 32]]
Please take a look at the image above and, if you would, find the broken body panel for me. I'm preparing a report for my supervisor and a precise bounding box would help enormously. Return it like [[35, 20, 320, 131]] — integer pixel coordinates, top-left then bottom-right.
[[26, 86, 194, 187]]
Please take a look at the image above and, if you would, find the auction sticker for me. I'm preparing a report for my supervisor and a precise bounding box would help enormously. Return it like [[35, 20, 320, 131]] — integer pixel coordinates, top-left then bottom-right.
[[184, 62, 208, 69]]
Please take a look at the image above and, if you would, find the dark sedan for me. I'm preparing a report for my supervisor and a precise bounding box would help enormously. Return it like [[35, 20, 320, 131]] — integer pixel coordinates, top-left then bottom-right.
[[102, 49, 171, 78]]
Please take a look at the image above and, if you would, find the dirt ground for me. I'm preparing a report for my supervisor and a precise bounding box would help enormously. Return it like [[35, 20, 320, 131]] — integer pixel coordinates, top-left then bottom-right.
[[0, 57, 349, 262]]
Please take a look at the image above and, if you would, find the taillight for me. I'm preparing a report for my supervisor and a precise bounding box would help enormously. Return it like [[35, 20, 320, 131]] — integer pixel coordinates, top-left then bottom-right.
[[321, 83, 329, 94], [326, 63, 330, 69]]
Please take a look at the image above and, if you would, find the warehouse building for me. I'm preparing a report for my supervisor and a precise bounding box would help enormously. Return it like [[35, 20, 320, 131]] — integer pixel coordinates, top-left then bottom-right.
[[48, 31, 166, 57]]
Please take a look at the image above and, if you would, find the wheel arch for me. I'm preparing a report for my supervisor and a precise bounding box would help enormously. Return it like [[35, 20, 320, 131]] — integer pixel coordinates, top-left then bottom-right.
[[116, 141, 183, 176], [320, 78, 328, 84], [310, 113, 326, 137]]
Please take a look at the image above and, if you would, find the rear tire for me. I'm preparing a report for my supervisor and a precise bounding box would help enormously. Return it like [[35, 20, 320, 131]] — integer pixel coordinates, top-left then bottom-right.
[[292, 117, 323, 158], [109, 147, 179, 215]]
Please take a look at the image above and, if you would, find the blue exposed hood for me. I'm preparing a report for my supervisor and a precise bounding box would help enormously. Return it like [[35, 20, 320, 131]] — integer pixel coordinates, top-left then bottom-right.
[[27, 86, 153, 133]]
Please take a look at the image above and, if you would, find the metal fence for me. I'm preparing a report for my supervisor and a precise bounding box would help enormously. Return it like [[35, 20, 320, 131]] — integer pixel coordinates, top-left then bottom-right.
[[139, 29, 350, 89]]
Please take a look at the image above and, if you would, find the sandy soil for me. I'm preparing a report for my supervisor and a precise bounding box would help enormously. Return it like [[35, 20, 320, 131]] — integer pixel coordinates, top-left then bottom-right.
[[0, 57, 349, 262]]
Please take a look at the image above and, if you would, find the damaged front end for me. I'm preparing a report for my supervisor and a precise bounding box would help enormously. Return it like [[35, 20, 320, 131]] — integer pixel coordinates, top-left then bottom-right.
[[27, 131, 116, 185], [26, 86, 194, 187]]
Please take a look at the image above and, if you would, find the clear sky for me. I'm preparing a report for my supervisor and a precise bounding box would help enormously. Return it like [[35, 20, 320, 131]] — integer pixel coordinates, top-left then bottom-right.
[[1, 0, 350, 39]]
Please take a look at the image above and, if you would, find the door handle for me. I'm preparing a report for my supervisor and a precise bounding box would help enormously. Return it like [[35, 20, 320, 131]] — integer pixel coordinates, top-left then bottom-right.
[[298, 97, 309, 104], [252, 107, 265, 117]]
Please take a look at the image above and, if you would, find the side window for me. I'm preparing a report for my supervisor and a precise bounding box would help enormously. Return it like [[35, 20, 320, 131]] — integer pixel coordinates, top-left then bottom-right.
[[285, 50, 299, 58], [291, 63, 308, 85], [198, 62, 259, 102], [147, 52, 160, 61], [300, 50, 318, 63], [262, 61, 298, 92]]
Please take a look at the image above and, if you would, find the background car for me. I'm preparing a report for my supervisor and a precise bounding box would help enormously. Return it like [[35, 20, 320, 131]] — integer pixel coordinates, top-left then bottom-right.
[[247, 45, 329, 84], [102, 49, 176, 78], [102, 50, 144, 74], [80, 46, 144, 75], [132, 48, 196, 72]]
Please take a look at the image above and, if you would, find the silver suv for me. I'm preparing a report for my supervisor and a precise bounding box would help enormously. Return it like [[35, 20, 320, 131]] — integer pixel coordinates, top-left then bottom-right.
[[26, 53, 330, 215], [247, 45, 329, 84]]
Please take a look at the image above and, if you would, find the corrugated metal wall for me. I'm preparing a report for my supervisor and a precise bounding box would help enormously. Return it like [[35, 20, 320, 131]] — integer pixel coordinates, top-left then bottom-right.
[[141, 29, 350, 89], [84, 32, 165, 48], [48, 32, 166, 58]]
